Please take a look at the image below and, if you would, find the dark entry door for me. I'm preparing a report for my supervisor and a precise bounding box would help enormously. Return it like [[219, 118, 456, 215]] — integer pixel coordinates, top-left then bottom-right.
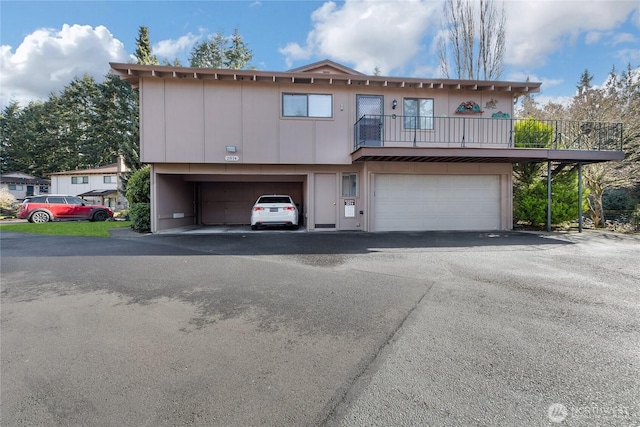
[[356, 95, 383, 147]]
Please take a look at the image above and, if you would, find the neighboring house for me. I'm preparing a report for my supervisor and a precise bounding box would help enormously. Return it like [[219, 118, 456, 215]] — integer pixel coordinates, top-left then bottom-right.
[[110, 60, 624, 233], [49, 157, 129, 211], [0, 172, 50, 201]]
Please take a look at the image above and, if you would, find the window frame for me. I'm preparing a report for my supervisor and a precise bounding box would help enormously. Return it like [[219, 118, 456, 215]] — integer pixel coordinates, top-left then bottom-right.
[[403, 98, 434, 130], [341, 173, 358, 198], [8, 184, 23, 191], [282, 93, 333, 118], [103, 175, 116, 184], [71, 176, 89, 184]]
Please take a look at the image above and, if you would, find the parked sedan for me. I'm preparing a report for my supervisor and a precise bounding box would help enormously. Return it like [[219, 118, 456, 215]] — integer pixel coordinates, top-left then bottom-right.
[[18, 195, 114, 223], [250, 195, 299, 230]]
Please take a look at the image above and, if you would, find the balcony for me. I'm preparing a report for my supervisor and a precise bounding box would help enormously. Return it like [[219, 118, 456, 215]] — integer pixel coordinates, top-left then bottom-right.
[[353, 115, 624, 164]]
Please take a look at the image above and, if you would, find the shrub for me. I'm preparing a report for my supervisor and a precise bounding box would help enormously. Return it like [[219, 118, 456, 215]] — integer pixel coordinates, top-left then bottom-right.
[[126, 165, 150, 204], [514, 181, 547, 225], [514, 118, 554, 148], [514, 171, 584, 226], [0, 188, 17, 214], [129, 203, 150, 232], [602, 188, 637, 211]]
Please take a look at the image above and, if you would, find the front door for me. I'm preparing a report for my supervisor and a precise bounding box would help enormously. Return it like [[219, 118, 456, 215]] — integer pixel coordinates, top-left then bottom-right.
[[356, 95, 384, 147], [314, 173, 336, 229]]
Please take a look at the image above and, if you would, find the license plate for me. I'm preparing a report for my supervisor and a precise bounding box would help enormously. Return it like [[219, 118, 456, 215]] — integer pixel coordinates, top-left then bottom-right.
[[270, 208, 278, 212]]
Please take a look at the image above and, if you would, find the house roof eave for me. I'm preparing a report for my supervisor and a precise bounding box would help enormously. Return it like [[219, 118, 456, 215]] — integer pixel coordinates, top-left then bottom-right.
[[109, 62, 542, 95]]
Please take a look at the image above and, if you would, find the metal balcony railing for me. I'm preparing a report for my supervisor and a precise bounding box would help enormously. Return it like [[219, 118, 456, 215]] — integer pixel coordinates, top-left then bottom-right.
[[354, 115, 624, 152]]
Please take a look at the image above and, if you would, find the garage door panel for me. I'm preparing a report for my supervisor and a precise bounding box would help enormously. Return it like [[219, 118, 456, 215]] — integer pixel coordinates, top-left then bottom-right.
[[374, 174, 500, 231]]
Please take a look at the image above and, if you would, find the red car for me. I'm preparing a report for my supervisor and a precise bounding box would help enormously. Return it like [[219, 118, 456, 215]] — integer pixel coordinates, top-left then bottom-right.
[[18, 195, 113, 223]]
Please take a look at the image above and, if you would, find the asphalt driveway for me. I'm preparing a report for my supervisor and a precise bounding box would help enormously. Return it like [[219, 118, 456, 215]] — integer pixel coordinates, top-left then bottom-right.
[[1, 229, 638, 426]]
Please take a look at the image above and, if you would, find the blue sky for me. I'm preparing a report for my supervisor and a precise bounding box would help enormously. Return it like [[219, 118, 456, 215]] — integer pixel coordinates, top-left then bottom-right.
[[1, 0, 639, 108]]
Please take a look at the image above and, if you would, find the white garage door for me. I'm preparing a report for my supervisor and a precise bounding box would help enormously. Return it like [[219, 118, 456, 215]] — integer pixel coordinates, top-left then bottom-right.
[[374, 174, 501, 231]]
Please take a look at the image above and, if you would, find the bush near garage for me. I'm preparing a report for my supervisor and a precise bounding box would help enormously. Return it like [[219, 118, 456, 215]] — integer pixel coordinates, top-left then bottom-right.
[[126, 165, 150, 232], [514, 171, 586, 227], [129, 203, 150, 232]]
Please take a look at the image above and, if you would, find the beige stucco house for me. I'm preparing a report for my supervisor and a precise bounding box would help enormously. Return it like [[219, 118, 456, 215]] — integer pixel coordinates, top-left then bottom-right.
[[109, 60, 623, 233]]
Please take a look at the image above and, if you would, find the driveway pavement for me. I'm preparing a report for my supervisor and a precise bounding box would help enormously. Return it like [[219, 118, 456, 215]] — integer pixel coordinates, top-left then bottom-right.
[[1, 229, 638, 426]]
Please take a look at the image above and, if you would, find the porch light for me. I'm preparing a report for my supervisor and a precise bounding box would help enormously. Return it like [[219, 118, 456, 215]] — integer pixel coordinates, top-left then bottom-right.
[[392, 99, 398, 109], [225, 145, 237, 153]]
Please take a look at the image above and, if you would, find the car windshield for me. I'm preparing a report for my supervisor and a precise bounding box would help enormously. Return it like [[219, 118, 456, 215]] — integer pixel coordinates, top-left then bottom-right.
[[257, 196, 291, 204]]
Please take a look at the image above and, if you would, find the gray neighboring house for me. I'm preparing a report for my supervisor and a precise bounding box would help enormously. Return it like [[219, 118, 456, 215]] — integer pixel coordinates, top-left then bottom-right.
[[0, 172, 50, 201]]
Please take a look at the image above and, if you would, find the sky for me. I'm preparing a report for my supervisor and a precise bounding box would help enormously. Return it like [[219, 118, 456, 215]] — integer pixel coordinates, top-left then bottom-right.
[[1, 0, 639, 109]]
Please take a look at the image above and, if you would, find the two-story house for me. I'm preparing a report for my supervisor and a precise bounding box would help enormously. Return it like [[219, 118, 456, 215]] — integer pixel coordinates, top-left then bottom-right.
[[109, 60, 623, 233], [49, 157, 129, 210], [0, 172, 50, 201]]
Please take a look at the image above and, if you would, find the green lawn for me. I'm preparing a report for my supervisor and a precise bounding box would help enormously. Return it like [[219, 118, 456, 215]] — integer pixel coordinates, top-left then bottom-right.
[[0, 221, 132, 237]]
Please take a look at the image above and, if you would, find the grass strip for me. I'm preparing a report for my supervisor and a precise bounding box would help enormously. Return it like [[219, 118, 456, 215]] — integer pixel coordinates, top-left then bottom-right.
[[0, 221, 133, 237]]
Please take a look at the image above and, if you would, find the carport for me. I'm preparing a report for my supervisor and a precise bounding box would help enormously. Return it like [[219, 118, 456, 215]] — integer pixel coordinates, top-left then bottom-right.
[[154, 172, 306, 229], [195, 176, 305, 225]]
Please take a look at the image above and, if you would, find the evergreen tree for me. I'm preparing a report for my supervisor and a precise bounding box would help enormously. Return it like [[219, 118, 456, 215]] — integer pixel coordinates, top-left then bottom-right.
[[576, 69, 594, 95], [134, 26, 159, 65], [189, 29, 253, 69], [0, 73, 140, 179], [224, 29, 253, 69]]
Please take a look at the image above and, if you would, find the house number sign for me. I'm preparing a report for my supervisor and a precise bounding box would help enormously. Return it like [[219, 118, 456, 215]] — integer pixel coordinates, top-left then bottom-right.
[[224, 155, 239, 161]]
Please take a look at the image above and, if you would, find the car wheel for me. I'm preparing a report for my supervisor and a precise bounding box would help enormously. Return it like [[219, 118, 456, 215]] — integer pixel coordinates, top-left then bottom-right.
[[251, 225, 257, 230], [93, 210, 109, 222], [30, 211, 51, 223]]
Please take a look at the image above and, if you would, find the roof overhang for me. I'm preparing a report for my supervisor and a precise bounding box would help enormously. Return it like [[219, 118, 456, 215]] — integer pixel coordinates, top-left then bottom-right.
[[351, 147, 625, 164], [109, 63, 541, 96]]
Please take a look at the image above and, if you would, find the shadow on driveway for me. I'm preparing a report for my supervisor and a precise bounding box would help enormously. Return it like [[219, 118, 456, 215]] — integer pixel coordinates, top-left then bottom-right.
[[0, 229, 570, 258]]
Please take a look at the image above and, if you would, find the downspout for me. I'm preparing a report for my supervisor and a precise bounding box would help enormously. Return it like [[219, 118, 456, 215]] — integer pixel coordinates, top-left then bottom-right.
[[547, 161, 552, 232], [578, 163, 583, 233]]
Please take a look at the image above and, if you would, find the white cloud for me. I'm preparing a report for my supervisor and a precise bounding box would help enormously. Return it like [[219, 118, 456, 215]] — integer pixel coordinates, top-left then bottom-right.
[[585, 31, 606, 45], [610, 32, 638, 45], [280, 0, 440, 74], [282, 0, 638, 80], [506, 70, 563, 88], [279, 42, 312, 66], [0, 24, 128, 108], [153, 33, 202, 61], [617, 47, 640, 63], [504, 1, 639, 68]]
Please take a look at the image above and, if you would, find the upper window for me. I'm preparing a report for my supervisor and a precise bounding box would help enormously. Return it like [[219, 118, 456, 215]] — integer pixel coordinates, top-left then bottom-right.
[[342, 173, 358, 197], [403, 98, 434, 130], [103, 175, 116, 184], [71, 176, 89, 184], [283, 94, 332, 118]]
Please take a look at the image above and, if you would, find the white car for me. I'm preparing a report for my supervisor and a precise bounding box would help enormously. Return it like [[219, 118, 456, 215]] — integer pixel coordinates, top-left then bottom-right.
[[250, 195, 299, 230]]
